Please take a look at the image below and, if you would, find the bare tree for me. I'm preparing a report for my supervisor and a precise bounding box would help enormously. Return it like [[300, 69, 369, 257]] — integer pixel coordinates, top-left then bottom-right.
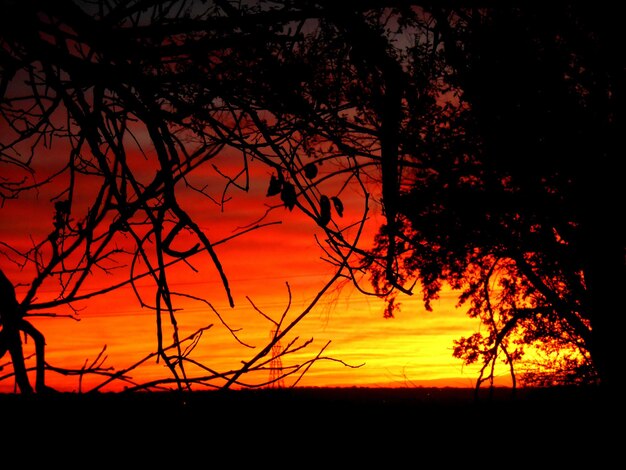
[[0, 0, 376, 393]]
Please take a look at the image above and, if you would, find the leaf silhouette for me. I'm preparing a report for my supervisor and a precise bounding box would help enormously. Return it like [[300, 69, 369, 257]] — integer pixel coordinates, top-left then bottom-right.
[[318, 195, 331, 227], [266, 174, 282, 196], [303, 162, 318, 179], [281, 182, 297, 211], [331, 196, 344, 217]]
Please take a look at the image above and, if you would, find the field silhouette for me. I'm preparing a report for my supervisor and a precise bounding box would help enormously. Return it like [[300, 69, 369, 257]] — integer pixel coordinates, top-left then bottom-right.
[[1, 385, 615, 465]]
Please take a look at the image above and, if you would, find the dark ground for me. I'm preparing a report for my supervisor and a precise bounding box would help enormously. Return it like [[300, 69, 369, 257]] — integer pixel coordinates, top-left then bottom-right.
[[0, 386, 618, 466]]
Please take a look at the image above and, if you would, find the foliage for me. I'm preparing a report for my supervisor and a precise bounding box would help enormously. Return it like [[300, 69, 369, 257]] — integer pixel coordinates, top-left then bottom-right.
[[1, 1, 622, 394], [367, 4, 624, 391]]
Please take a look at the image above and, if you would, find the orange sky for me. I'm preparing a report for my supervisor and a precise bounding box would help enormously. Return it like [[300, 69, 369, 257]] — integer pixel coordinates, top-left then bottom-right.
[[0, 140, 500, 393]]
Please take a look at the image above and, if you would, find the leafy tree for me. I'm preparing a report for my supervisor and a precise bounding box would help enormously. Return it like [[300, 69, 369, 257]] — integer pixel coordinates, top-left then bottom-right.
[[368, 4, 624, 392]]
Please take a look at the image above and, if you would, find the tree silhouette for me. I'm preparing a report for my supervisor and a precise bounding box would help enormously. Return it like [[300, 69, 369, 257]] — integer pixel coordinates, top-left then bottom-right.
[[215, 0, 624, 393], [0, 269, 52, 393], [366, 4, 624, 393], [1, 0, 620, 396], [0, 0, 371, 393]]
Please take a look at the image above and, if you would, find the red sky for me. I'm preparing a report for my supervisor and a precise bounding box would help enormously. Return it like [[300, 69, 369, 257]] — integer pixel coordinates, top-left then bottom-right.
[[0, 137, 497, 393]]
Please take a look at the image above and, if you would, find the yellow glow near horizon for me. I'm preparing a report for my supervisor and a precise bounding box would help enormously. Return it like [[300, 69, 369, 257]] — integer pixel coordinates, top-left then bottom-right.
[[0, 145, 499, 393]]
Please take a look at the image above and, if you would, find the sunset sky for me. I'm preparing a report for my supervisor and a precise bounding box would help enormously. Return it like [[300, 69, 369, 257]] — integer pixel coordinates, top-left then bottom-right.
[[0, 1, 527, 394], [0, 143, 491, 393]]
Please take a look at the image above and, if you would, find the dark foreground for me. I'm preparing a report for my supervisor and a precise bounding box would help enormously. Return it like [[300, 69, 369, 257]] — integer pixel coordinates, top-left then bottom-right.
[[1, 386, 617, 465]]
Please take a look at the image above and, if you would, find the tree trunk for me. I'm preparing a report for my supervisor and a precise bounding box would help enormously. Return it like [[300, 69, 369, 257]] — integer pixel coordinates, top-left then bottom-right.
[[0, 269, 34, 394], [583, 133, 625, 398]]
